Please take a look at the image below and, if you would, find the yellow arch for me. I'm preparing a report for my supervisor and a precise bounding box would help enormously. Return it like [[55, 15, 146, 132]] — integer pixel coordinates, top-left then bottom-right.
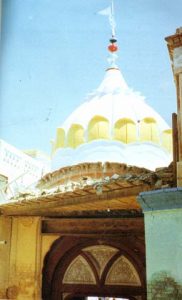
[[113, 118, 136, 143], [67, 124, 84, 148], [55, 128, 65, 149], [162, 129, 172, 152], [140, 117, 159, 143], [88, 115, 109, 142]]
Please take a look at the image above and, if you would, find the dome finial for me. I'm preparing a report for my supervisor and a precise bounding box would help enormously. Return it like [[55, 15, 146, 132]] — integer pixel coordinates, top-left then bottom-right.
[[98, 0, 118, 68]]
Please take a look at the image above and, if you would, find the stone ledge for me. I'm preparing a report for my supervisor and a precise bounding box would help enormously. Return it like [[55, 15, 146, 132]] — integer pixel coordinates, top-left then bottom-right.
[[137, 188, 182, 212]]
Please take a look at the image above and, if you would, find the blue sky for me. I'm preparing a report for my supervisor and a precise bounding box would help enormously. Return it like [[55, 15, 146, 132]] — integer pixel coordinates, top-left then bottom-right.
[[1, 0, 181, 154]]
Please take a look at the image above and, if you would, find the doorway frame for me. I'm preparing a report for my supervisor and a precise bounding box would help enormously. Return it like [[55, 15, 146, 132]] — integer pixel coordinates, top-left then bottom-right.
[[42, 236, 146, 300]]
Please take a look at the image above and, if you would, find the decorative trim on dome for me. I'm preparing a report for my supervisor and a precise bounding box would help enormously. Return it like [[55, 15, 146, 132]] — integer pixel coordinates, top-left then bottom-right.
[[52, 116, 172, 156], [52, 140, 172, 171]]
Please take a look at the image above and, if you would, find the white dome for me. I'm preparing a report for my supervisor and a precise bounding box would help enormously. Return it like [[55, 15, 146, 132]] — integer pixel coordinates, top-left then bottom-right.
[[62, 68, 169, 132], [52, 68, 172, 171]]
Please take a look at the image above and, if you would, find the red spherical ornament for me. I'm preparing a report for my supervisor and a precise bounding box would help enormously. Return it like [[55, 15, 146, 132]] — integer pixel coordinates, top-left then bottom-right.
[[108, 43, 118, 52]]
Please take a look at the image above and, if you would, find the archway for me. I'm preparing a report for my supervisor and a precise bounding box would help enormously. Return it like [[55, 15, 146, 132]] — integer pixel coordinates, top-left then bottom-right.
[[113, 118, 136, 143], [42, 237, 146, 300], [88, 116, 110, 141], [67, 124, 85, 148], [140, 117, 159, 143]]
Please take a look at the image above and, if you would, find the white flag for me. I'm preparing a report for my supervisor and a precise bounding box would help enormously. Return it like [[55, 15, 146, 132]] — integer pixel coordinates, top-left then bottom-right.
[[98, 6, 112, 17], [98, 5, 116, 36]]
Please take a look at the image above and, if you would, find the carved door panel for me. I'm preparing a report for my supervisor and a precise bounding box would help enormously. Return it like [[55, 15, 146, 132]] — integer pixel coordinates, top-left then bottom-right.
[[42, 237, 146, 300]]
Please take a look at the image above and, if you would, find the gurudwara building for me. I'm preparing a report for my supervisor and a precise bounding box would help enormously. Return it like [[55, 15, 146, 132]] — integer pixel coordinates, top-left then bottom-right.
[[0, 9, 182, 299]]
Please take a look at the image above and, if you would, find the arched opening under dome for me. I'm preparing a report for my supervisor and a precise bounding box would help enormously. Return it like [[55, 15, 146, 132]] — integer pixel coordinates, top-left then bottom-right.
[[140, 118, 159, 143], [113, 119, 136, 143], [54, 128, 66, 152], [88, 116, 110, 142], [67, 124, 85, 148], [162, 129, 172, 152]]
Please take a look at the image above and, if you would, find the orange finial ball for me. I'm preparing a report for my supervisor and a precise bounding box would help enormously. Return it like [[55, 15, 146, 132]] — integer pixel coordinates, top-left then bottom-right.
[[108, 43, 118, 52]]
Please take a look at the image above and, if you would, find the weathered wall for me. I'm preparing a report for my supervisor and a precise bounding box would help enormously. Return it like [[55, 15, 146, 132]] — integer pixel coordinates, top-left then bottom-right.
[[0, 216, 12, 299], [0, 215, 61, 300], [138, 188, 182, 299], [7, 217, 41, 300]]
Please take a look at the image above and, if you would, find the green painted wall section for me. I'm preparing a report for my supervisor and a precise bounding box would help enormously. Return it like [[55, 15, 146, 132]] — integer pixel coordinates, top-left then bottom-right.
[[138, 189, 182, 299], [145, 209, 182, 283]]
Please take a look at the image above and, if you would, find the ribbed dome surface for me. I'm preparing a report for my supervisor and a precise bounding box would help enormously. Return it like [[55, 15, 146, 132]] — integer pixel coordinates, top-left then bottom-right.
[[52, 68, 172, 171], [62, 68, 169, 132]]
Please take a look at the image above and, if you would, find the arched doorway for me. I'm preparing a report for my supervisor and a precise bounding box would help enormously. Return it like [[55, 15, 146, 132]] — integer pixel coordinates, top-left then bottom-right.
[[42, 237, 146, 300]]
